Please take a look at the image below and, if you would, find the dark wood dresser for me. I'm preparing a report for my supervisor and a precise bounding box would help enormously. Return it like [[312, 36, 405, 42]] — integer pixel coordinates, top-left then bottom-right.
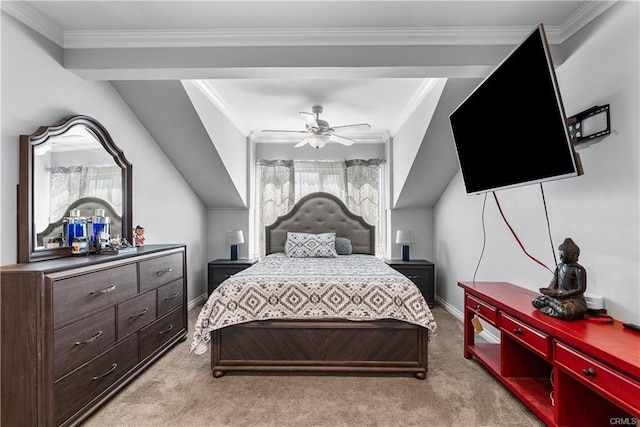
[[1, 244, 187, 427]]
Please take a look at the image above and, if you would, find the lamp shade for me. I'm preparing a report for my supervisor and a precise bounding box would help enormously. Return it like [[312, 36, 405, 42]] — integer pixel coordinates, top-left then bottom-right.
[[226, 230, 244, 245], [396, 230, 412, 244]]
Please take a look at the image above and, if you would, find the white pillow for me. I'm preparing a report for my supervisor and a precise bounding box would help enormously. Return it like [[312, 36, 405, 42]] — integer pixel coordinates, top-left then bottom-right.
[[284, 232, 338, 258]]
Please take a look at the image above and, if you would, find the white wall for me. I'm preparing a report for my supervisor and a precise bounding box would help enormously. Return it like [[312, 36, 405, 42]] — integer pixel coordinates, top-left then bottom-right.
[[391, 79, 447, 207], [183, 80, 248, 206], [206, 208, 251, 261], [434, 1, 640, 324], [387, 208, 434, 262], [1, 13, 208, 305]]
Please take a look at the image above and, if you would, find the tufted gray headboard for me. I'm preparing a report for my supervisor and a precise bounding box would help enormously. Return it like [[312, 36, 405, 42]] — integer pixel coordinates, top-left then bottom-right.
[[37, 197, 122, 247], [265, 192, 375, 255]]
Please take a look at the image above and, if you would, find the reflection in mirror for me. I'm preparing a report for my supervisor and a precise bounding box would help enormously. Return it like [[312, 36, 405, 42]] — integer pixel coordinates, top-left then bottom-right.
[[33, 124, 123, 249], [18, 115, 132, 263]]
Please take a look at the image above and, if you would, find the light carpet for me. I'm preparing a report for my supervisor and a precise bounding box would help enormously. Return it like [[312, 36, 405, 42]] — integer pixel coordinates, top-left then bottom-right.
[[82, 305, 544, 427]]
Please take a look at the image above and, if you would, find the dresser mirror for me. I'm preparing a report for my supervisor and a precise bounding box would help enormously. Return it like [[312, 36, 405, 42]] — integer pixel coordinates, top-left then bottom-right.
[[18, 115, 132, 263]]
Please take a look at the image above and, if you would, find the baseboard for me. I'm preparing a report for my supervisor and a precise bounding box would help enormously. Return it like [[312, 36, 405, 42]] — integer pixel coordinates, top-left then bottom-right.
[[437, 296, 500, 344], [188, 293, 207, 311], [437, 296, 463, 321]]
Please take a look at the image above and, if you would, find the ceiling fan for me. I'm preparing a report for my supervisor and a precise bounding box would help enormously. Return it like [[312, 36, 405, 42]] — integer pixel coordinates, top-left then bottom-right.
[[261, 105, 371, 148]]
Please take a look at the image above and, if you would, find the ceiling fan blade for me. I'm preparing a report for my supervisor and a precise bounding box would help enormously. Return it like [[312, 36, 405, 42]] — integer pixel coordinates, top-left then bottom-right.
[[261, 129, 308, 134], [331, 134, 356, 146], [299, 112, 319, 130], [331, 123, 371, 131], [294, 138, 310, 148]]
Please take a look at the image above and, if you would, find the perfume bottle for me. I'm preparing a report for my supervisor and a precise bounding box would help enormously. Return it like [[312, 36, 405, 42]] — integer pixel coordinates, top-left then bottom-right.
[[91, 209, 110, 252], [63, 209, 87, 246]]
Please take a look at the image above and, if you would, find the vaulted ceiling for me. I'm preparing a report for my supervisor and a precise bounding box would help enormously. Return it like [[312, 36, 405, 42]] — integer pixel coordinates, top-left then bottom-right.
[[3, 1, 617, 208]]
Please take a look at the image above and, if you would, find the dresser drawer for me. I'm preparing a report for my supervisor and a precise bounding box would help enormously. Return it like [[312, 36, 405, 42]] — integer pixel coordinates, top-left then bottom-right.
[[555, 341, 640, 414], [117, 291, 157, 339], [466, 294, 498, 325], [393, 266, 430, 285], [53, 263, 137, 326], [54, 308, 116, 380], [140, 307, 185, 361], [158, 278, 183, 316], [500, 312, 551, 359], [54, 334, 138, 426], [139, 252, 183, 292]]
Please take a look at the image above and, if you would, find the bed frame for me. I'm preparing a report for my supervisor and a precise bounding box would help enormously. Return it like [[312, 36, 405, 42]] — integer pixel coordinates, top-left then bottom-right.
[[210, 192, 429, 379]]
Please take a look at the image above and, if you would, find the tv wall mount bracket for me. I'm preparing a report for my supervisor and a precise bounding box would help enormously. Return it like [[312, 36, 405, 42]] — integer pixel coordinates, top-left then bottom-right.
[[567, 104, 610, 144]]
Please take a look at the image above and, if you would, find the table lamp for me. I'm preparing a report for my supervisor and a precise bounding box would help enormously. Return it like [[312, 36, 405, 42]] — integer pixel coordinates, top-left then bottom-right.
[[226, 230, 244, 260], [396, 230, 412, 262]]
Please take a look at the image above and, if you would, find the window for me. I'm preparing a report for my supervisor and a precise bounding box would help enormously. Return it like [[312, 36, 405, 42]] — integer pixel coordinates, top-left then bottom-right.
[[256, 159, 385, 256], [293, 161, 346, 200], [49, 165, 122, 221]]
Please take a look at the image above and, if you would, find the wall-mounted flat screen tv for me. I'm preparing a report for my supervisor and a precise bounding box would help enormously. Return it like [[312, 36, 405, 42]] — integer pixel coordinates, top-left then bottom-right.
[[449, 23, 582, 195]]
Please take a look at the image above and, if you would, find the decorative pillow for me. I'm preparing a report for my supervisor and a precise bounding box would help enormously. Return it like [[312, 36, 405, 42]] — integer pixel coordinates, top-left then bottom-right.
[[334, 237, 353, 255], [284, 232, 338, 258]]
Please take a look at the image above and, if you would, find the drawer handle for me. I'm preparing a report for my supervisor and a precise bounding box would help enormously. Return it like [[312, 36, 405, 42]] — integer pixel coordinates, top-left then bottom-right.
[[92, 363, 118, 380], [164, 292, 180, 300], [513, 328, 523, 335], [582, 367, 596, 377], [75, 330, 103, 345], [158, 324, 174, 335], [129, 307, 149, 319], [474, 304, 481, 312], [90, 285, 116, 295], [156, 267, 173, 275], [407, 275, 420, 279]]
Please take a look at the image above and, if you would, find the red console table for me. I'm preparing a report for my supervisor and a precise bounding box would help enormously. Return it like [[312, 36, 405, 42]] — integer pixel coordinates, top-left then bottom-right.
[[459, 281, 640, 427]]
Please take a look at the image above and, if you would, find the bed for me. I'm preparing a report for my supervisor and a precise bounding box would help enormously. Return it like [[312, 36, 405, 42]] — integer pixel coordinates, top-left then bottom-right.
[[191, 192, 437, 379]]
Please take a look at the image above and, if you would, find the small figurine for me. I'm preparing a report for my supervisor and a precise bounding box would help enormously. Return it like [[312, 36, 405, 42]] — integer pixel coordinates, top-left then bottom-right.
[[532, 238, 588, 320], [134, 225, 146, 247]]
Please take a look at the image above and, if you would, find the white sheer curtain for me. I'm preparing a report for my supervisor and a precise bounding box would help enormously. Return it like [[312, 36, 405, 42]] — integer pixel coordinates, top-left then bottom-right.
[[293, 161, 346, 201], [256, 160, 295, 256], [49, 165, 122, 221], [345, 159, 385, 256], [256, 159, 385, 257]]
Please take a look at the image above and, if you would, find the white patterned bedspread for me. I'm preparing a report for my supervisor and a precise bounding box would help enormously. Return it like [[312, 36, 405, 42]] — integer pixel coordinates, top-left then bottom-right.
[[190, 253, 437, 354]]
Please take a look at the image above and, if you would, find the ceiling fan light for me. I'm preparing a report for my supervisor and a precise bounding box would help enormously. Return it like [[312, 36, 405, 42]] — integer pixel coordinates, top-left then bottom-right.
[[308, 134, 330, 149]]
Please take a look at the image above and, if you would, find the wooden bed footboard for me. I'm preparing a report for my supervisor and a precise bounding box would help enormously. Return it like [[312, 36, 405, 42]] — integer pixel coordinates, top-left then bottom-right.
[[210, 319, 429, 379]]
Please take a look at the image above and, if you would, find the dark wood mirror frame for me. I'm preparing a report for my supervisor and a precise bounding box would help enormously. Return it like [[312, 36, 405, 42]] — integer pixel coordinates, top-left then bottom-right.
[[18, 115, 132, 263]]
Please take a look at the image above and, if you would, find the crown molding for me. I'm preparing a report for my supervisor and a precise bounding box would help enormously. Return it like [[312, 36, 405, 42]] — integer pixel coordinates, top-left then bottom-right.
[[191, 80, 249, 135], [252, 132, 387, 144], [389, 78, 443, 136], [557, 0, 617, 43], [64, 27, 543, 49], [3, 1, 617, 49], [2, 1, 64, 46]]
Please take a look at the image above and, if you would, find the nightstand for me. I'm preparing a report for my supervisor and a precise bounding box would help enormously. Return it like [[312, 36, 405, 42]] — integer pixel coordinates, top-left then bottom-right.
[[207, 258, 258, 296], [385, 259, 435, 307]]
